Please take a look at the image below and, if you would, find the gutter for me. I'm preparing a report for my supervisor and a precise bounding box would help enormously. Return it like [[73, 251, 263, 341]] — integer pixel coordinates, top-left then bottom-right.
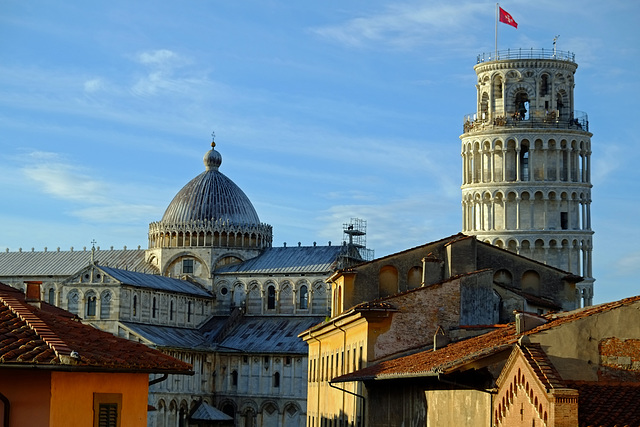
[[0, 364, 193, 375]]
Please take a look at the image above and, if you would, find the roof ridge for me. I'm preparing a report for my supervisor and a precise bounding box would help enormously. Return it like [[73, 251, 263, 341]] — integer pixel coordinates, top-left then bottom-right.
[[0, 294, 74, 358]]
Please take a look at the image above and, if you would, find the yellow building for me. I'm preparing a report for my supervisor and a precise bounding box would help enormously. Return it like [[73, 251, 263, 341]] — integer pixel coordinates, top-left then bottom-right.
[[301, 233, 582, 426]]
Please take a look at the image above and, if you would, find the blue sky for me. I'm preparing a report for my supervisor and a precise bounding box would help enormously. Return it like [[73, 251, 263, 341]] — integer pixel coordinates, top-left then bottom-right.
[[0, 1, 638, 304]]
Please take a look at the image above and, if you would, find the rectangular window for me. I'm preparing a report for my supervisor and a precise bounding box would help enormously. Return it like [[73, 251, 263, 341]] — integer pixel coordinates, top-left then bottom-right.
[[561, 212, 568, 230], [182, 259, 194, 274], [93, 393, 122, 427]]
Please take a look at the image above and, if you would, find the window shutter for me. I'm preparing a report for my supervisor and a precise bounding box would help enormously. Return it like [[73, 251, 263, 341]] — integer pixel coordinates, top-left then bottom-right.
[[98, 403, 118, 427]]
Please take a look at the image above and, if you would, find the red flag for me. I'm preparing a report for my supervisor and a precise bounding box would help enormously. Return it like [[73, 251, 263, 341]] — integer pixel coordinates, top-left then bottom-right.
[[499, 7, 518, 28]]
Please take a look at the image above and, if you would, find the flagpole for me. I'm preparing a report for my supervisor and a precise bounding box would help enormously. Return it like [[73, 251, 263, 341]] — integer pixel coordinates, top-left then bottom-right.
[[495, 3, 498, 60]]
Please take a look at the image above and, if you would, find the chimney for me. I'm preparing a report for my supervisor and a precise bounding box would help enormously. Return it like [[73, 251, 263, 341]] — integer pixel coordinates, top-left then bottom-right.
[[515, 312, 547, 334], [433, 325, 450, 351], [25, 281, 43, 308]]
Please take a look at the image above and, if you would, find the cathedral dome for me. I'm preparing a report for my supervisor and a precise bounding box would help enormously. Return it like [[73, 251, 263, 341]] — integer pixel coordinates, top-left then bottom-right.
[[148, 140, 272, 250], [161, 142, 261, 225]]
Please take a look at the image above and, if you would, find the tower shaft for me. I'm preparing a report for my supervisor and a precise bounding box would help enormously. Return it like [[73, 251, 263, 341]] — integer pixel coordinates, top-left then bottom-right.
[[460, 50, 594, 306]]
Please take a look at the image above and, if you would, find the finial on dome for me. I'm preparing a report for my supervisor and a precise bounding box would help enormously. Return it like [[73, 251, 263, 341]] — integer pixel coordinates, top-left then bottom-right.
[[204, 133, 222, 171]]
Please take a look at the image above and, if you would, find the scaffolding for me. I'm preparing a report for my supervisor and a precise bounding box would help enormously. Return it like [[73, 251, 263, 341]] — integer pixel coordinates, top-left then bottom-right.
[[341, 218, 374, 263]]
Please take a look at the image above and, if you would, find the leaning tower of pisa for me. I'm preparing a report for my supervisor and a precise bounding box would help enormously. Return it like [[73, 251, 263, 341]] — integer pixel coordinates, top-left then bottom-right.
[[460, 49, 594, 306]]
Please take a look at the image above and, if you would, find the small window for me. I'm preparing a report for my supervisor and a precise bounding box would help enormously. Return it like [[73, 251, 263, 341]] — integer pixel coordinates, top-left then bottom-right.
[[132, 295, 138, 317], [48, 288, 55, 305], [273, 372, 280, 388], [231, 370, 238, 386], [87, 295, 97, 317], [182, 259, 194, 274], [299, 285, 308, 309], [267, 285, 276, 310], [285, 356, 291, 366], [93, 393, 122, 427], [152, 297, 157, 318], [187, 301, 192, 322], [170, 300, 175, 321], [561, 212, 568, 230]]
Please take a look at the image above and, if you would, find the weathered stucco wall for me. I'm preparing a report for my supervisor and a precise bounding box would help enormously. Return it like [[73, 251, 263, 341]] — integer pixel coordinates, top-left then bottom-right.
[[50, 371, 149, 427], [0, 370, 52, 427], [531, 300, 640, 381], [426, 389, 492, 427]]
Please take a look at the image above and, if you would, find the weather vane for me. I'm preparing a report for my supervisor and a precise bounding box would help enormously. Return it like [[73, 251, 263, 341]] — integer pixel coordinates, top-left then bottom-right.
[[211, 131, 216, 147]]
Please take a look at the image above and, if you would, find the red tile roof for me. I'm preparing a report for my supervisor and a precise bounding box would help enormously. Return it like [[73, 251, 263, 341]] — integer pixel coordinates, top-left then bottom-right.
[[0, 283, 192, 374], [332, 295, 640, 383], [568, 381, 640, 427]]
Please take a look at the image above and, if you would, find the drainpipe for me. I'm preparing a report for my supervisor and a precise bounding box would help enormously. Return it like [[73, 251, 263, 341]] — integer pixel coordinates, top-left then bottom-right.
[[307, 332, 322, 425], [334, 321, 348, 425], [331, 319, 366, 427]]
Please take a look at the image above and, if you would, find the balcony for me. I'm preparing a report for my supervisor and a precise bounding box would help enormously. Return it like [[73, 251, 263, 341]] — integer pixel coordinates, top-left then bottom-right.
[[462, 110, 589, 134], [476, 48, 575, 64]]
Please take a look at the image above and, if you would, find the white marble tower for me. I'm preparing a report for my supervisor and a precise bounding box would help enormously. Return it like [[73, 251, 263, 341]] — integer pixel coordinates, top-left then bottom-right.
[[460, 49, 594, 306]]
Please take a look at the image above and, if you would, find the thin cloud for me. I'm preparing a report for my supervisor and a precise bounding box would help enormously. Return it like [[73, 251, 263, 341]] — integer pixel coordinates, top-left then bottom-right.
[[22, 151, 109, 204], [311, 2, 485, 50], [19, 151, 163, 225], [83, 78, 105, 93], [136, 49, 181, 67]]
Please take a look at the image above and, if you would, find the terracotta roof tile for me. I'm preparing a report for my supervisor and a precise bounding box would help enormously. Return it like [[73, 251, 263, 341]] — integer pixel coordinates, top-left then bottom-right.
[[333, 295, 640, 383], [567, 381, 640, 427], [0, 283, 192, 374]]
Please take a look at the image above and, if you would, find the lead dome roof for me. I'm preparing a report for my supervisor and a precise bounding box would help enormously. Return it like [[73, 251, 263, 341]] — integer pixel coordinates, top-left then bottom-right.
[[160, 142, 262, 226]]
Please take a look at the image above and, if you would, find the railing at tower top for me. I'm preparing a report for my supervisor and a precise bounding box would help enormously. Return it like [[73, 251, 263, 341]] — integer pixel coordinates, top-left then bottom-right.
[[476, 49, 576, 64], [462, 110, 589, 134]]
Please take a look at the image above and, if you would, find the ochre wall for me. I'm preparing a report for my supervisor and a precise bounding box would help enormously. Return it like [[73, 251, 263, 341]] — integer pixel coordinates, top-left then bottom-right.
[[49, 371, 149, 427], [426, 389, 492, 427], [306, 314, 384, 427], [0, 370, 52, 427]]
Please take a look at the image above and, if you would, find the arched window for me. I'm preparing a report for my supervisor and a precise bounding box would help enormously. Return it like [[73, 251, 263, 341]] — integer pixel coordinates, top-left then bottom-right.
[[514, 91, 529, 120], [267, 285, 276, 310], [244, 409, 255, 427], [222, 404, 235, 421], [100, 291, 111, 319], [379, 265, 399, 297], [67, 290, 79, 315], [299, 285, 308, 309], [86, 292, 97, 317], [48, 288, 55, 305], [520, 147, 530, 181], [407, 266, 422, 289], [522, 270, 541, 294]]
